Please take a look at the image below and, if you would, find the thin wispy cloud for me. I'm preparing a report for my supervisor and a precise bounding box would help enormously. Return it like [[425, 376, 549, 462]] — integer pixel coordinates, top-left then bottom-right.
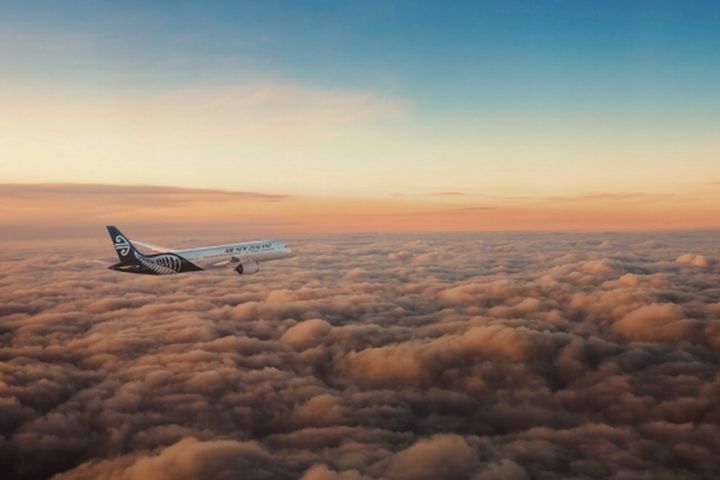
[[0, 183, 289, 201], [1, 184, 718, 244], [431, 191, 471, 197], [541, 192, 675, 203]]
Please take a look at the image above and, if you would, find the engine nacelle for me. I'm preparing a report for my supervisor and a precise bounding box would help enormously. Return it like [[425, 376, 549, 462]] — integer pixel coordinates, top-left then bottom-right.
[[235, 261, 259, 275]]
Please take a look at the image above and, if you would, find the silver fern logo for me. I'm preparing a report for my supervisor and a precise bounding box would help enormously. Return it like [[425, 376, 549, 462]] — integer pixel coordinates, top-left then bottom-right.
[[135, 252, 182, 274], [114, 235, 131, 256]]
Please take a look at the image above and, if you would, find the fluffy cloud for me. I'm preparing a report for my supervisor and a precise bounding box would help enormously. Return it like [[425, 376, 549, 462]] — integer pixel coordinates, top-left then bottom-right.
[[676, 253, 716, 269], [384, 434, 478, 480], [280, 319, 332, 350], [612, 303, 700, 343], [53, 437, 291, 480], [1, 231, 720, 479]]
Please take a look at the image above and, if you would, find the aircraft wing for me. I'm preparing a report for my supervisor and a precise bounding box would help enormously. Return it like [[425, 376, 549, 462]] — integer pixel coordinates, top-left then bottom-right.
[[205, 256, 242, 268]]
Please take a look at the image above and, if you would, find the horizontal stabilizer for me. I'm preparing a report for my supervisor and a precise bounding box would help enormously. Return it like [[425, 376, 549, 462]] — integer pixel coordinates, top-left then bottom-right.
[[129, 239, 173, 253]]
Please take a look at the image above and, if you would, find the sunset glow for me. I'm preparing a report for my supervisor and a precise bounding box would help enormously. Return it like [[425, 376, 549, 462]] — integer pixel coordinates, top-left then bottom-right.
[[1, 1, 719, 230]]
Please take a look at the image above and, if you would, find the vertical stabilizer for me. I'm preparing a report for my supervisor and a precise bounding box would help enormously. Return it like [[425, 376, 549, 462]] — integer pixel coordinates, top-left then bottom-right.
[[106, 225, 138, 262]]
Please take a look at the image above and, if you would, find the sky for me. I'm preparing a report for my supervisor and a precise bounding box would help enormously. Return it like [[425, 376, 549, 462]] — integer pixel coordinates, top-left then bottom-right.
[[1, 0, 719, 231]]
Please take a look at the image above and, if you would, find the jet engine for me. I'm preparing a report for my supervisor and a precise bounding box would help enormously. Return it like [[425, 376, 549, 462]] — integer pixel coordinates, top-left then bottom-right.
[[235, 261, 259, 275]]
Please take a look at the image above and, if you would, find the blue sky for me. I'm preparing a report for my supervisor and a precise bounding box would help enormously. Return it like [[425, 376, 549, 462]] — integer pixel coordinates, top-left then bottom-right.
[[6, 1, 720, 101]]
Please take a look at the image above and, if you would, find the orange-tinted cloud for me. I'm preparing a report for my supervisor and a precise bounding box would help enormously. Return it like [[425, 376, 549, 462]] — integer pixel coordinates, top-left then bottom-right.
[[1, 231, 720, 478]]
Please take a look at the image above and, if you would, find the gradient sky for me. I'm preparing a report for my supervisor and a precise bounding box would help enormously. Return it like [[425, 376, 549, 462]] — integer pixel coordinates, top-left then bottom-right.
[[1, 1, 719, 229]]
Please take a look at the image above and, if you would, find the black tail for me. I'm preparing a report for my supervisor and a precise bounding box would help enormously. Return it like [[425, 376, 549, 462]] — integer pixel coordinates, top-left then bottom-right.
[[106, 225, 138, 262], [106, 226, 202, 275]]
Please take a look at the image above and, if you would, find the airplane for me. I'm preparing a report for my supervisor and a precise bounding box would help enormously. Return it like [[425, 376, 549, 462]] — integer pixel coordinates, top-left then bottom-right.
[[106, 225, 293, 275]]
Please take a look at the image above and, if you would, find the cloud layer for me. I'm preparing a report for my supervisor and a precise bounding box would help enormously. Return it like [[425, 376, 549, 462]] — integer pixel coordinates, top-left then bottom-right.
[[1, 231, 720, 479]]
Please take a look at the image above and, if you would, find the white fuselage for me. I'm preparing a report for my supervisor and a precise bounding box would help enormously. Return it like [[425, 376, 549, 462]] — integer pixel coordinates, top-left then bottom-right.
[[176, 240, 293, 269]]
